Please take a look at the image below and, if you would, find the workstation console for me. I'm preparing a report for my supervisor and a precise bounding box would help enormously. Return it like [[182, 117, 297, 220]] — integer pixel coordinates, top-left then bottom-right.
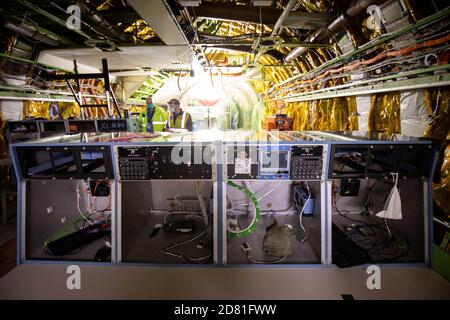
[[8, 131, 439, 268]]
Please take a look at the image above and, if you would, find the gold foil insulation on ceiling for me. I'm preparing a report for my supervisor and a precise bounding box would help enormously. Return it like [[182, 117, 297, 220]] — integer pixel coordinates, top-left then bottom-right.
[[368, 92, 401, 134], [23, 101, 80, 119], [298, 0, 334, 13], [124, 19, 157, 41]]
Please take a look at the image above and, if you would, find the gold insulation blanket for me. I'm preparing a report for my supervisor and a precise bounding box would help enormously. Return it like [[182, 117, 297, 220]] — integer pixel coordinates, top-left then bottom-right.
[[286, 101, 311, 131], [368, 92, 401, 134], [23, 101, 80, 119], [424, 87, 450, 218]]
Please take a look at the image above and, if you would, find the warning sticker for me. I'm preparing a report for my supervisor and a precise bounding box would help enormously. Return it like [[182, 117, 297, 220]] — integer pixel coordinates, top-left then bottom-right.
[[235, 158, 251, 174]]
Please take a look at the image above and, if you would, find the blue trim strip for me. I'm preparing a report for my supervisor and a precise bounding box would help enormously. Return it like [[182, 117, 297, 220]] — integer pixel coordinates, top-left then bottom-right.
[[427, 181, 434, 268], [216, 141, 224, 265]]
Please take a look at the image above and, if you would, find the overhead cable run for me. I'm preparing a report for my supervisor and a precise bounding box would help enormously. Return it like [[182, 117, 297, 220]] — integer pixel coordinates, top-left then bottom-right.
[[284, 0, 376, 62]]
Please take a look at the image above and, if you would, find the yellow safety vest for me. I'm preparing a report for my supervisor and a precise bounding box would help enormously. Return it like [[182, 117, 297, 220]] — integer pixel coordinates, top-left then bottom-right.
[[167, 111, 189, 129], [138, 105, 168, 132]]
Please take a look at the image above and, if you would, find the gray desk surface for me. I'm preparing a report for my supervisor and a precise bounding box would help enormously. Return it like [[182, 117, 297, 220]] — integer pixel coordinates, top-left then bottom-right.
[[0, 264, 449, 299]]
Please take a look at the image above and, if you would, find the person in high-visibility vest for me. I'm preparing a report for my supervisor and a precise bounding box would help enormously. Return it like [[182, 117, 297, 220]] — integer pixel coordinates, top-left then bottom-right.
[[166, 98, 193, 131], [138, 97, 168, 133]]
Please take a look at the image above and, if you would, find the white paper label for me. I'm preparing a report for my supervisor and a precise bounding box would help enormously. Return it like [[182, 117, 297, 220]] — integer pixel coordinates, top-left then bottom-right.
[[235, 158, 251, 174]]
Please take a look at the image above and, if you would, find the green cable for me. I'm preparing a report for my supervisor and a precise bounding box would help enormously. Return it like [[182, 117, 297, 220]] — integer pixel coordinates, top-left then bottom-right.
[[226, 181, 260, 238]]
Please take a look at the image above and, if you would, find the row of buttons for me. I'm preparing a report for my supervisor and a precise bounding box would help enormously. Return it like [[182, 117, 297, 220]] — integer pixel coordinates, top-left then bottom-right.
[[291, 156, 322, 180], [119, 159, 148, 179]]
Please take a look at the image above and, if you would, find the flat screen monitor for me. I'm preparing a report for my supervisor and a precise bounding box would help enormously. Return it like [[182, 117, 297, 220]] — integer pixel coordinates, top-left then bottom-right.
[[260, 150, 290, 173]]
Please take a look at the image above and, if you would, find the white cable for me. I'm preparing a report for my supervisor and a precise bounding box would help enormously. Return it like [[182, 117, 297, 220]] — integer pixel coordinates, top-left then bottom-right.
[[76, 180, 93, 226], [298, 184, 311, 243], [228, 207, 297, 215], [384, 218, 392, 240], [232, 180, 284, 207], [161, 182, 211, 262], [195, 181, 209, 227], [161, 230, 211, 262]]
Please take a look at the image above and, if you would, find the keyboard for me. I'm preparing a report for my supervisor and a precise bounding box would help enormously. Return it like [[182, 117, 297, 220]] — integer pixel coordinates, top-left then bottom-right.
[[332, 224, 371, 268]]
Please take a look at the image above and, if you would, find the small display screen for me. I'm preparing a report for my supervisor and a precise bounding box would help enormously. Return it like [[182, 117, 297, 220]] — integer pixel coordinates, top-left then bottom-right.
[[80, 151, 106, 173], [261, 150, 289, 171], [333, 146, 368, 176]]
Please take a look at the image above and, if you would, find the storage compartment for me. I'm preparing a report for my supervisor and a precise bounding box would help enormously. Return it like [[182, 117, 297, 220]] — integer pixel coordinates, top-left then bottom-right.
[[25, 179, 113, 262], [121, 180, 215, 264], [225, 180, 322, 264], [331, 178, 426, 267]]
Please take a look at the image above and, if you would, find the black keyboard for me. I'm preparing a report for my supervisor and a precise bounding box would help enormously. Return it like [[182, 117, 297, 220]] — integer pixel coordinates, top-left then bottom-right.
[[332, 224, 371, 268]]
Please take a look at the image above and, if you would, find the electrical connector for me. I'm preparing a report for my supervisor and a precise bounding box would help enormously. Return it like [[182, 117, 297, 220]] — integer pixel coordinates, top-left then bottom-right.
[[241, 242, 252, 254]]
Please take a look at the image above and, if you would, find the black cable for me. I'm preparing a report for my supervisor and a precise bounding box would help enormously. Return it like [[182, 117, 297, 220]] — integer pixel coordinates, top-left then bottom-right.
[[338, 209, 410, 262]]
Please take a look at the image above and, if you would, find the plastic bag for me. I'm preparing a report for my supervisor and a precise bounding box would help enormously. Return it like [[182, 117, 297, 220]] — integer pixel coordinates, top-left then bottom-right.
[[376, 173, 403, 220], [263, 219, 295, 257]]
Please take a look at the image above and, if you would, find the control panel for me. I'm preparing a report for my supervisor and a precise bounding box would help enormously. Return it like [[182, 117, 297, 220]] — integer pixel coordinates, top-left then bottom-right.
[[259, 145, 291, 180], [117, 145, 213, 180], [226, 144, 324, 180], [118, 147, 149, 180], [290, 145, 324, 180]]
